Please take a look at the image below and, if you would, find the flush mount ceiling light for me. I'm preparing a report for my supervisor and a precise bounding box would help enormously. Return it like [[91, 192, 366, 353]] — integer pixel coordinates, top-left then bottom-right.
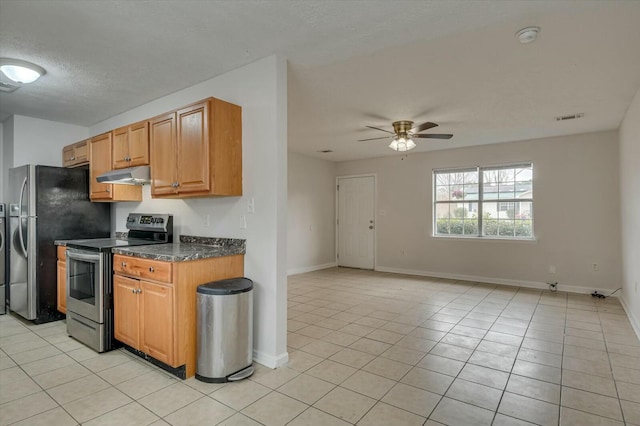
[[516, 26, 540, 44], [0, 58, 46, 84]]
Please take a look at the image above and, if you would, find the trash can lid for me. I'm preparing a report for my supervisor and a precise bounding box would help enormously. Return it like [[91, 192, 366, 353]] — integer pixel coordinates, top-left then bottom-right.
[[197, 277, 253, 295]]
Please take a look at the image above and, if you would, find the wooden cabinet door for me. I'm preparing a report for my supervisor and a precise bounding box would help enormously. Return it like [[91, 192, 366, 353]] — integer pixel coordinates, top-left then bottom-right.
[[62, 146, 76, 167], [63, 140, 89, 167], [112, 127, 129, 169], [89, 133, 113, 200], [140, 280, 175, 366], [150, 113, 178, 196], [57, 260, 66, 314], [74, 140, 88, 163], [114, 275, 140, 349], [176, 102, 210, 194], [128, 121, 149, 166]]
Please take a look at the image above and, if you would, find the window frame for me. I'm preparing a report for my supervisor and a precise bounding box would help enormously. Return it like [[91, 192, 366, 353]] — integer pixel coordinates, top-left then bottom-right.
[[433, 162, 534, 240]]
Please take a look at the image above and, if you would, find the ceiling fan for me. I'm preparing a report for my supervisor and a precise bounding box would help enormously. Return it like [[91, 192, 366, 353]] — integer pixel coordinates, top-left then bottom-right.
[[358, 121, 453, 152]]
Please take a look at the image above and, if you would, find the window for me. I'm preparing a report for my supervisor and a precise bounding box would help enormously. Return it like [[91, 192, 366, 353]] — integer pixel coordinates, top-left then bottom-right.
[[434, 163, 533, 239]]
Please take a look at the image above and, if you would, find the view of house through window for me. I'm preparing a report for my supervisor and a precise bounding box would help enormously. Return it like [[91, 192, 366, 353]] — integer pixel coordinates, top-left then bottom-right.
[[434, 163, 533, 238]]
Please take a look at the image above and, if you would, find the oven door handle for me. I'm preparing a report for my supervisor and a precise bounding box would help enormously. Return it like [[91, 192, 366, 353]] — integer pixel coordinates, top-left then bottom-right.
[[67, 250, 101, 262]]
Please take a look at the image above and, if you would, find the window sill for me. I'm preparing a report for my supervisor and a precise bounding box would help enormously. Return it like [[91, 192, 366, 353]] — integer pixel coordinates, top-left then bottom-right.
[[430, 235, 538, 244]]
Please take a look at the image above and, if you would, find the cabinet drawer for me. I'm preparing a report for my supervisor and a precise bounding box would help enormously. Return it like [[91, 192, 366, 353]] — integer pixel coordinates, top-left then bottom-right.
[[114, 255, 172, 283], [57, 246, 67, 261]]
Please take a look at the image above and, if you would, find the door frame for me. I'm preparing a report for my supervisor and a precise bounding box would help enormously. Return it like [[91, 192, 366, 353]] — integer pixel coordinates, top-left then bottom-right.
[[335, 174, 377, 270]]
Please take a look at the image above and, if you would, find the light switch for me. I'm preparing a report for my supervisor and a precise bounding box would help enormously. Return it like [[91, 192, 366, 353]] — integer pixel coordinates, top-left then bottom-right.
[[247, 197, 255, 213]]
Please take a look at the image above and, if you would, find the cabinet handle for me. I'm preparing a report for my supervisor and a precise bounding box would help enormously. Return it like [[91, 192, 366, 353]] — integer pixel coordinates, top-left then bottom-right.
[[121, 262, 127, 267], [137, 289, 142, 294], [70, 156, 76, 161], [131, 289, 135, 294], [149, 267, 154, 272], [106, 187, 110, 193]]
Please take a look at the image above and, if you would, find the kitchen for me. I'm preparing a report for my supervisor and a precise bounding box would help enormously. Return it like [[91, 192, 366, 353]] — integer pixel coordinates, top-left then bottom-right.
[[0, 57, 290, 423], [2, 51, 289, 367]]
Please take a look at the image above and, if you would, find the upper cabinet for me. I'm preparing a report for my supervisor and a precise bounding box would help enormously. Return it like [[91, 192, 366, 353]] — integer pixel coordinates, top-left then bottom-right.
[[150, 97, 242, 198], [113, 120, 150, 169], [62, 139, 89, 167], [89, 132, 142, 202]]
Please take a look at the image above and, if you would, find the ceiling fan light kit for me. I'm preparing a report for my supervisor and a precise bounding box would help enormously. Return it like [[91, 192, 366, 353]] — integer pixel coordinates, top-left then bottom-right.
[[389, 137, 416, 152], [359, 120, 453, 152]]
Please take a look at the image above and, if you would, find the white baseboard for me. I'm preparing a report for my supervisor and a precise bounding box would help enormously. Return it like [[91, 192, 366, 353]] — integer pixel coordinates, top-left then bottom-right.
[[288, 262, 337, 276], [620, 293, 640, 340], [374, 266, 612, 295], [253, 349, 289, 369]]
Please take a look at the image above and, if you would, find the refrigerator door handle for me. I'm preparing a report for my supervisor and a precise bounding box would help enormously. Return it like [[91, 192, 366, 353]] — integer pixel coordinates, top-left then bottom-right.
[[18, 177, 27, 217], [17, 178, 28, 258]]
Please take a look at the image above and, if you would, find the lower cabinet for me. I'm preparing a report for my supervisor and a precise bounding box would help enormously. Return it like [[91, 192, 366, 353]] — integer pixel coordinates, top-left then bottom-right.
[[56, 246, 66, 314], [114, 275, 175, 366], [113, 253, 244, 378]]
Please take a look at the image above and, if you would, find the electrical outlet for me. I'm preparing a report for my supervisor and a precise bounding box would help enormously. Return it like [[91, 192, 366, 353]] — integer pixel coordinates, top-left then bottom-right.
[[240, 215, 247, 229], [204, 214, 210, 227], [247, 197, 255, 213], [549, 265, 556, 274], [592, 263, 599, 271]]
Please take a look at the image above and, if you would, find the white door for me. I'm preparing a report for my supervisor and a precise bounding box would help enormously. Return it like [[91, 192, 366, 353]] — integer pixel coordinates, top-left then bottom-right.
[[337, 176, 375, 269]]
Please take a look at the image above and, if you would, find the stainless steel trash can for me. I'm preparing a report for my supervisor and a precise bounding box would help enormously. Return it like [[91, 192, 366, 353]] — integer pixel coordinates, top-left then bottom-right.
[[196, 277, 254, 383]]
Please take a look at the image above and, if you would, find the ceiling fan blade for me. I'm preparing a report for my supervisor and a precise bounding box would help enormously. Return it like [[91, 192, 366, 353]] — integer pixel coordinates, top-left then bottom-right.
[[412, 134, 453, 139], [358, 136, 392, 142], [411, 121, 438, 133], [365, 125, 395, 134]]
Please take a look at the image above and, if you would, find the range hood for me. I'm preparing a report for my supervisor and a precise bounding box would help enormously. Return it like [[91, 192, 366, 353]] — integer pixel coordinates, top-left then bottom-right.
[[96, 166, 150, 185]]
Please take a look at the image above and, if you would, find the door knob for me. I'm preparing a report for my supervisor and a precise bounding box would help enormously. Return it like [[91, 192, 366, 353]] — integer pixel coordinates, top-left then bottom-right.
[[121, 262, 127, 267], [149, 267, 154, 272], [369, 226, 374, 229]]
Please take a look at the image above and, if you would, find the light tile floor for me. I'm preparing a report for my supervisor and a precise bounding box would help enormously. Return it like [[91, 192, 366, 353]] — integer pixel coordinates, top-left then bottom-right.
[[1, 267, 639, 425]]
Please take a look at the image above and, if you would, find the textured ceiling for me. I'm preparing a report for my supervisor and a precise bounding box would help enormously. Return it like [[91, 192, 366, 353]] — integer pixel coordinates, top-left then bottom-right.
[[1, 0, 639, 161]]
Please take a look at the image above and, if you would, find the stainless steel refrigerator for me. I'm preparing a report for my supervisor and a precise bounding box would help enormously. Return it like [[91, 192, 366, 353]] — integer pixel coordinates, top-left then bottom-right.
[[9, 165, 111, 323]]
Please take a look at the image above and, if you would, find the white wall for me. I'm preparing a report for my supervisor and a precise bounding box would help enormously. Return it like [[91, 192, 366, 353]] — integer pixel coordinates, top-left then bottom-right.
[[0, 121, 4, 202], [336, 131, 622, 293], [619, 87, 640, 335], [11, 115, 88, 167], [89, 56, 288, 368], [1, 118, 14, 202], [287, 152, 337, 274], [0, 115, 88, 201]]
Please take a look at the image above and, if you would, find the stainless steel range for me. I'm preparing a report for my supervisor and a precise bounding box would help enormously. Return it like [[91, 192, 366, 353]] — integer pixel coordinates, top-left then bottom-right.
[[64, 213, 173, 352]]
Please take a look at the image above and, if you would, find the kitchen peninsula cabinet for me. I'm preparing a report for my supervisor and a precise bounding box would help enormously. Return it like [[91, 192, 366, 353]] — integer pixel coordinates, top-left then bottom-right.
[[62, 140, 89, 167], [56, 246, 66, 314], [113, 120, 150, 169], [89, 132, 142, 202], [150, 97, 242, 198], [113, 252, 244, 378]]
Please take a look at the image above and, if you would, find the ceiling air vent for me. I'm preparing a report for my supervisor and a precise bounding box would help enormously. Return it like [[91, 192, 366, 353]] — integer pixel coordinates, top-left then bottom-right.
[[555, 113, 584, 121], [318, 150, 333, 153], [0, 80, 20, 93]]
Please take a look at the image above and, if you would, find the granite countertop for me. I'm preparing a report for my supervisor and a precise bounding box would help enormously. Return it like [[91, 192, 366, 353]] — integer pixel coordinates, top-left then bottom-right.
[[111, 236, 246, 262]]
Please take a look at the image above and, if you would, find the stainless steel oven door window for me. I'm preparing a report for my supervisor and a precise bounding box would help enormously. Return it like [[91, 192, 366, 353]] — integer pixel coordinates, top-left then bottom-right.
[[66, 249, 104, 323]]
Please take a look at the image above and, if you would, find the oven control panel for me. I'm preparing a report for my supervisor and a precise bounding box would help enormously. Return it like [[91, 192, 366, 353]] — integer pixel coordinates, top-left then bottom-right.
[[126, 213, 173, 232]]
